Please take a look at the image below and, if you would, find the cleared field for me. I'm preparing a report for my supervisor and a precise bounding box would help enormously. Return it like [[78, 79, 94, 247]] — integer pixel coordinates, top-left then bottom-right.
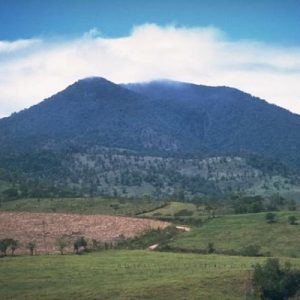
[[0, 211, 169, 254], [3, 250, 300, 300], [0, 197, 164, 216], [170, 211, 300, 257]]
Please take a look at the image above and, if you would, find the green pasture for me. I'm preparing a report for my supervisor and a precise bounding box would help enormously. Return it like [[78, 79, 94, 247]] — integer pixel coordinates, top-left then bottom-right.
[[2, 250, 299, 300]]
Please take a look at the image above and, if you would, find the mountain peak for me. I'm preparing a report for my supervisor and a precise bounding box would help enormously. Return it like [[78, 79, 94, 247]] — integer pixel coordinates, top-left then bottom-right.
[[68, 76, 116, 89]]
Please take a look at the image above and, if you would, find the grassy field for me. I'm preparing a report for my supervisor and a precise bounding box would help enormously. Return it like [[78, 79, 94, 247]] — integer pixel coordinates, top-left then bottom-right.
[[139, 201, 209, 219], [169, 211, 300, 257], [0, 197, 164, 216], [2, 250, 300, 300]]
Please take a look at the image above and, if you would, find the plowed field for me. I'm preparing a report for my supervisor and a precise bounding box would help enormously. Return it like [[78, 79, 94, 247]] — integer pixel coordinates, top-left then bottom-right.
[[0, 211, 169, 254]]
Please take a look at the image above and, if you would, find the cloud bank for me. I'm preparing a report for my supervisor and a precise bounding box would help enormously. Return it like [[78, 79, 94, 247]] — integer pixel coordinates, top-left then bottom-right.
[[1, 24, 300, 117]]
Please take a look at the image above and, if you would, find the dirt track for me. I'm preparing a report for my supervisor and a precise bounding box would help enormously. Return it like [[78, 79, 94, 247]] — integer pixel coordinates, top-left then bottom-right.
[[0, 211, 169, 254]]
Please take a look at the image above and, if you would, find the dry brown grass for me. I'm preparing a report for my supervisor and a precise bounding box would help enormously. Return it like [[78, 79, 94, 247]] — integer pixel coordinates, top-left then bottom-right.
[[0, 211, 169, 254]]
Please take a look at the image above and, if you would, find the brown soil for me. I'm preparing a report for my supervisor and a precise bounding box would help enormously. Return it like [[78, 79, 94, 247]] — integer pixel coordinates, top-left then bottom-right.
[[0, 211, 169, 254]]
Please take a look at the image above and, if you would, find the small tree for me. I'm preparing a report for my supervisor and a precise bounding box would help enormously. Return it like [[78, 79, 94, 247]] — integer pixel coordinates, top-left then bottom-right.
[[55, 236, 69, 255], [26, 241, 36, 256], [265, 212, 276, 223], [252, 258, 300, 299], [0, 238, 12, 256], [9, 239, 18, 256], [207, 242, 215, 254], [288, 215, 298, 225], [73, 237, 87, 254]]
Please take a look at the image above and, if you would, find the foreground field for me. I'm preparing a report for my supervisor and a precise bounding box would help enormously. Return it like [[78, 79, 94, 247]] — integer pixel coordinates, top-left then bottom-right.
[[3, 250, 300, 300], [170, 211, 300, 257], [0, 212, 169, 254]]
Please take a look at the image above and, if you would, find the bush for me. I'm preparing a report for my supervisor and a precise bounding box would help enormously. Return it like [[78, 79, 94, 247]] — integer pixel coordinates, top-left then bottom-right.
[[288, 215, 298, 225], [73, 237, 87, 254], [265, 212, 276, 223], [252, 258, 300, 299], [174, 209, 194, 217], [207, 242, 215, 254], [240, 244, 261, 257], [0, 239, 10, 256]]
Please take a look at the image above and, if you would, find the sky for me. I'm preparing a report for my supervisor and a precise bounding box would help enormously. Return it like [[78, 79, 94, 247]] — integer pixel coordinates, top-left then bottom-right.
[[1, 0, 300, 117]]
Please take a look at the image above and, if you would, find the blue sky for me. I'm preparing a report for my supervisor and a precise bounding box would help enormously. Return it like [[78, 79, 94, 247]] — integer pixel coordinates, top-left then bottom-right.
[[0, 0, 300, 117], [1, 0, 300, 45]]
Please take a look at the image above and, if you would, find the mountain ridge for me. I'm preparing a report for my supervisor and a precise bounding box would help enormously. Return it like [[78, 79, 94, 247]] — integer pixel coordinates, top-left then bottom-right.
[[1, 76, 300, 199]]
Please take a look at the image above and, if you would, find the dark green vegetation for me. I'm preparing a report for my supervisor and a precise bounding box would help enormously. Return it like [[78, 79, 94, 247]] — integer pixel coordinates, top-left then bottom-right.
[[0, 197, 164, 215], [0, 238, 18, 256], [2, 250, 300, 300], [1, 77, 300, 198], [253, 258, 300, 300]]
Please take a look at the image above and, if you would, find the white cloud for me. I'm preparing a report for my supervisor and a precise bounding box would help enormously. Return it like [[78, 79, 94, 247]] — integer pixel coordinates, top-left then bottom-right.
[[1, 23, 300, 118], [0, 38, 41, 54]]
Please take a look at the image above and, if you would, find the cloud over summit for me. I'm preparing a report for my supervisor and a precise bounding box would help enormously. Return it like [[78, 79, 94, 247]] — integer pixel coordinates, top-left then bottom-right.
[[1, 24, 300, 117]]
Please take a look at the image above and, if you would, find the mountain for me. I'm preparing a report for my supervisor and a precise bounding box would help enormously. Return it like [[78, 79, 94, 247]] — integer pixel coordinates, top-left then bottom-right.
[[124, 80, 300, 167], [0, 77, 300, 199]]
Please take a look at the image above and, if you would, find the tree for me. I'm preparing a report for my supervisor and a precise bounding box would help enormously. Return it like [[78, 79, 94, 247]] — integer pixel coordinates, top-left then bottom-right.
[[9, 239, 18, 256], [55, 236, 69, 255], [0, 238, 12, 256], [252, 258, 300, 299], [207, 242, 215, 254], [26, 241, 36, 256], [265, 212, 276, 223], [73, 237, 87, 254]]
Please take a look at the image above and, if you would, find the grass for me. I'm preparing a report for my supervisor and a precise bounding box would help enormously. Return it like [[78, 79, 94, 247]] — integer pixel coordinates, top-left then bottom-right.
[[2, 250, 299, 300], [170, 211, 300, 257], [0, 197, 164, 216], [139, 201, 208, 219]]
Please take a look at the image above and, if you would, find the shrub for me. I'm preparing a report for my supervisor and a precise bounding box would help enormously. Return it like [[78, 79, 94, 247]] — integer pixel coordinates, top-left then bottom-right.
[[73, 237, 87, 254], [240, 244, 261, 257], [174, 209, 194, 217], [288, 215, 298, 225], [207, 242, 215, 254], [0, 239, 10, 256], [252, 258, 300, 299], [265, 212, 276, 223]]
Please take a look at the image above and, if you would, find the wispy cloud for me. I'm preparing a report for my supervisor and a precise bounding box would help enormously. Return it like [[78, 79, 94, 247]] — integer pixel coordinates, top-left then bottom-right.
[[1, 24, 300, 117], [0, 39, 41, 54]]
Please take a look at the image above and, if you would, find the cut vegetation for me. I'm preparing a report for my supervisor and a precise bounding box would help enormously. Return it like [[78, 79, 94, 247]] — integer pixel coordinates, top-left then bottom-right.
[[0, 211, 169, 254]]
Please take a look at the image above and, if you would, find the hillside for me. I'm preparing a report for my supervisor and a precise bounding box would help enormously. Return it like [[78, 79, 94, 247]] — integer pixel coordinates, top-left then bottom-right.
[[168, 211, 300, 257], [1, 77, 300, 198]]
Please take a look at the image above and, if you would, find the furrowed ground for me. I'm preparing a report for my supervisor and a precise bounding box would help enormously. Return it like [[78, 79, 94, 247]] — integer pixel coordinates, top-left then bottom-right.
[[0, 211, 169, 254]]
